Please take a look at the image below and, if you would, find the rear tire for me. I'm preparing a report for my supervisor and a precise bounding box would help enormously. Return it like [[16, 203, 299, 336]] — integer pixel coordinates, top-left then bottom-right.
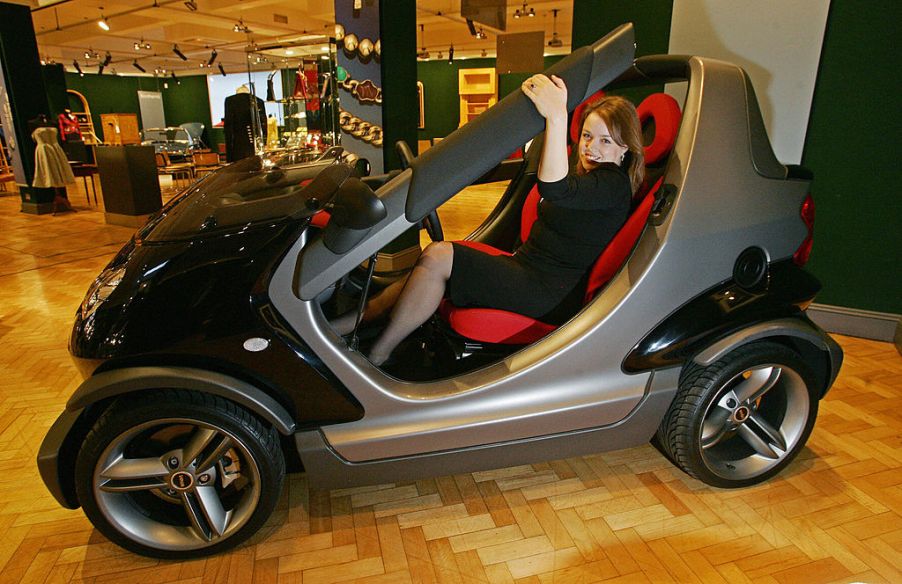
[[657, 342, 819, 488], [75, 389, 285, 558]]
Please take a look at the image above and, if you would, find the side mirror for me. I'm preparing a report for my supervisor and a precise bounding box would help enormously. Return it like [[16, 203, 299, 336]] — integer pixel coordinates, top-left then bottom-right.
[[322, 177, 387, 254], [354, 158, 371, 177]]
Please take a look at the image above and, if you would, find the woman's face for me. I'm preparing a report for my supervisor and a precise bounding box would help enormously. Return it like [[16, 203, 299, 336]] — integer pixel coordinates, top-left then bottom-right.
[[578, 111, 629, 171]]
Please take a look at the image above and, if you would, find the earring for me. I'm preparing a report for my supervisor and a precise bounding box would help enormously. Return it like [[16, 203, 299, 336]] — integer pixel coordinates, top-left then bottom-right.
[[620, 151, 626, 164]]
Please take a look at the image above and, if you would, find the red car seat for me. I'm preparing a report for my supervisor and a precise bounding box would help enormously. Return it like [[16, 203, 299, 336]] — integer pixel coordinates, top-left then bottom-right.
[[440, 92, 681, 344]]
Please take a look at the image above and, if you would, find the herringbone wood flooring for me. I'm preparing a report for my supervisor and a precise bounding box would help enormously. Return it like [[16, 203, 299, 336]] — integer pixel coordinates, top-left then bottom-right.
[[0, 184, 900, 583]]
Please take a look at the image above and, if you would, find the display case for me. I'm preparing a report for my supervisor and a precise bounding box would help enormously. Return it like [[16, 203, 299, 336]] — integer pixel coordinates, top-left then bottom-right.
[[458, 68, 497, 127], [100, 113, 140, 145]]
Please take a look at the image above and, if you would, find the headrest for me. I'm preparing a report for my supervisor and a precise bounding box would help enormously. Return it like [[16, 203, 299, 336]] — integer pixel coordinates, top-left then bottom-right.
[[636, 93, 681, 165], [569, 89, 606, 145]]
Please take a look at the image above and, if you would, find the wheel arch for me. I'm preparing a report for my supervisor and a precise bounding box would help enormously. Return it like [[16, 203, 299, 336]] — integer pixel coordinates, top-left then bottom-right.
[[67, 366, 297, 435], [40, 368, 296, 512], [690, 319, 843, 399]]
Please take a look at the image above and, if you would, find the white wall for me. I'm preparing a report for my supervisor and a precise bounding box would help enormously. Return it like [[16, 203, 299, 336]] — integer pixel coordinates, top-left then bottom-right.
[[668, 0, 830, 164]]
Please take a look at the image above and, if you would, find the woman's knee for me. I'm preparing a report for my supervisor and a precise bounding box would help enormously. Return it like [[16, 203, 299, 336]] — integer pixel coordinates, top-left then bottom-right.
[[418, 241, 454, 278]]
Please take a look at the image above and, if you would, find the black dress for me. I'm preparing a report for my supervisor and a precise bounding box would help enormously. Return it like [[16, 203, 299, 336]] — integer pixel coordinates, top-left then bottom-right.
[[447, 163, 631, 324], [224, 93, 267, 162]]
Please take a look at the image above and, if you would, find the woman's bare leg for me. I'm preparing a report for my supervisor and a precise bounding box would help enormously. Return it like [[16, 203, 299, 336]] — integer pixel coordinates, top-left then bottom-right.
[[330, 274, 409, 336], [368, 241, 453, 365]]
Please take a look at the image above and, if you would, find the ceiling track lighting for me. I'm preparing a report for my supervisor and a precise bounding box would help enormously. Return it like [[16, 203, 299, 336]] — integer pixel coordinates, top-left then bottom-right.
[[102, 51, 112, 66], [514, 2, 534, 18], [184, 0, 197, 11], [233, 18, 251, 33], [417, 24, 429, 60], [134, 38, 151, 51], [171, 71, 181, 85], [133, 60, 146, 73], [97, 7, 109, 30], [72, 59, 83, 76], [218, 63, 226, 76], [207, 48, 218, 66], [548, 9, 563, 48], [172, 44, 188, 60], [83, 48, 99, 60], [448, 44, 454, 64]]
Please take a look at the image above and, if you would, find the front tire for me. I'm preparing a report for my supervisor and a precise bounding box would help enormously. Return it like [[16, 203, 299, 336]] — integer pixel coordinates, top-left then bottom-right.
[[75, 389, 285, 558], [657, 342, 819, 488]]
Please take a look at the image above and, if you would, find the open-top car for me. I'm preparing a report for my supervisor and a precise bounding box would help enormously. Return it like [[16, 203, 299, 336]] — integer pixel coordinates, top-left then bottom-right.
[[38, 24, 842, 558]]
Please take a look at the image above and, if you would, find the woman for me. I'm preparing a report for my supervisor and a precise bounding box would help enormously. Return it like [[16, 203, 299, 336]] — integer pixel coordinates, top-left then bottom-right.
[[336, 74, 644, 366]]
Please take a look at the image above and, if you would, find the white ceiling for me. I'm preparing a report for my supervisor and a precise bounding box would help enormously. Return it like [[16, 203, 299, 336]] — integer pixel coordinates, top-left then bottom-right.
[[20, 0, 573, 77]]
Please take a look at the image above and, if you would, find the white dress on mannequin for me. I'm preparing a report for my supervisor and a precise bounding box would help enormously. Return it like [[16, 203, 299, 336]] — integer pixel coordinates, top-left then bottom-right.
[[32, 126, 75, 188]]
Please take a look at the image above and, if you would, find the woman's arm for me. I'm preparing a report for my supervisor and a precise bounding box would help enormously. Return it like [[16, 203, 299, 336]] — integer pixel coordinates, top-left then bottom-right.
[[522, 74, 568, 183]]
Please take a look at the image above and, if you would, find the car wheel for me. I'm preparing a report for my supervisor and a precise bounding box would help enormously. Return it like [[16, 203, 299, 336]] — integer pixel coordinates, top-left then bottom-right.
[[657, 341, 819, 488], [75, 388, 285, 558]]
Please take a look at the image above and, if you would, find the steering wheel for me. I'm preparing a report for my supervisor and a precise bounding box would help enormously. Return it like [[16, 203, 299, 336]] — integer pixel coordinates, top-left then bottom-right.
[[395, 141, 443, 241]]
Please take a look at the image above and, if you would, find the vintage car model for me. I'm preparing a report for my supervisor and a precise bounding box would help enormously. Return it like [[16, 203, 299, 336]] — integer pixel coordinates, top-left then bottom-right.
[[38, 24, 842, 558]]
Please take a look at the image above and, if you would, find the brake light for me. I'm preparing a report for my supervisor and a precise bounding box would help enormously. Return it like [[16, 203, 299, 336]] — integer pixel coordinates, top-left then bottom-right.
[[793, 194, 815, 266]]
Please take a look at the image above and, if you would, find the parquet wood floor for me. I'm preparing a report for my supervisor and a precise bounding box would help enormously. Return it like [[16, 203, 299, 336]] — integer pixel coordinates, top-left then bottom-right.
[[1, 181, 900, 583]]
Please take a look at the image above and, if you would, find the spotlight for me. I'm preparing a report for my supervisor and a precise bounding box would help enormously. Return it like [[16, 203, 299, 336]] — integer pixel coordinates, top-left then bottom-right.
[[233, 19, 250, 33], [171, 71, 180, 85], [133, 59, 146, 73], [513, 2, 534, 18], [448, 45, 454, 64], [481, 48, 487, 57], [97, 9, 109, 31], [172, 44, 188, 60], [73, 60, 83, 76], [207, 48, 218, 66], [102, 51, 112, 67], [134, 39, 152, 51], [476, 28, 487, 40], [184, 0, 197, 11], [98, 64, 104, 75], [466, 18, 477, 36], [218, 63, 226, 76], [547, 9, 563, 48], [417, 24, 429, 60]]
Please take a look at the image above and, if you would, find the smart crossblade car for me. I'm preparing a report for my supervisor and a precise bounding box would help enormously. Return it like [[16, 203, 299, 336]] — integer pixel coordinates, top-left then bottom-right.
[[38, 24, 843, 558]]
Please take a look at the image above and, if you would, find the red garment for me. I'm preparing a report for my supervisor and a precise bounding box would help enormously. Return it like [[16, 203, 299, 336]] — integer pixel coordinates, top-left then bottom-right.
[[292, 67, 307, 99], [304, 64, 320, 111], [58, 113, 82, 141]]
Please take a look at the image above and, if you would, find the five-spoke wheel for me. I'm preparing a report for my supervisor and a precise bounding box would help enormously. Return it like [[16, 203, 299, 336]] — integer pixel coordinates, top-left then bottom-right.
[[75, 389, 284, 558], [657, 342, 819, 488]]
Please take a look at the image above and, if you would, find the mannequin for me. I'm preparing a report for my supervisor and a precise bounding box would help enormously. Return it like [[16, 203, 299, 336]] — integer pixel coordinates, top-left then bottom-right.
[[58, 109, 82, 141], [223, 85, 267, 162], [58, 108, 87, 163], [29, 114, 76, 213]]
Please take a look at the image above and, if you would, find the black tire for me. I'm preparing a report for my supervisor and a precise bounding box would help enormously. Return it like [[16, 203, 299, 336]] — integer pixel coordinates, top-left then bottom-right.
[[656, 341, 819, 488], [75, 389, 285, 559]]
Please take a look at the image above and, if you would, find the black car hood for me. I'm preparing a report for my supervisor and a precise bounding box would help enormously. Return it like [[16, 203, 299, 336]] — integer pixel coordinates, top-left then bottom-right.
[[138, 153, 337, 243]]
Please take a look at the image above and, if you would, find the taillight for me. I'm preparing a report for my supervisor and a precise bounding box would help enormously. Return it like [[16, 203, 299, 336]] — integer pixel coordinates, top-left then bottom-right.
[[793, 194, 815, 266]]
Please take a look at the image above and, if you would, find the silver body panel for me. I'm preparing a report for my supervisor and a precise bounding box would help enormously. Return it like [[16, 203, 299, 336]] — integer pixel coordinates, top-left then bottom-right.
[[269, 55, 809, 467]]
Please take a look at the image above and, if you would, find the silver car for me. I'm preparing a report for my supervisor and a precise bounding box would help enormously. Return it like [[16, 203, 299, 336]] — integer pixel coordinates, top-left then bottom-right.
[[38, 24, 841, 558]]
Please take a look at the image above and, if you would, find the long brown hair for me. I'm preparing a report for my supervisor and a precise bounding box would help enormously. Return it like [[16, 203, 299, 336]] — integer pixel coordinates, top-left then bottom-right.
[[576, 95, 645, 194]]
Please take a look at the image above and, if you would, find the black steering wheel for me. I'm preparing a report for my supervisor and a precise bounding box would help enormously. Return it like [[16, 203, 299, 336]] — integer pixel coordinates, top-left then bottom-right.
[[395, 141, 443, 242]]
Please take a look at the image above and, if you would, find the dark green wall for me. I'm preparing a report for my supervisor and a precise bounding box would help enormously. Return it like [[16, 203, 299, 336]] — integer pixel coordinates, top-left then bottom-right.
[[572, 0, 673, 54], [801, 0, 902, 313], [416, 56, 562, 142], [63, 72, 213, 145]]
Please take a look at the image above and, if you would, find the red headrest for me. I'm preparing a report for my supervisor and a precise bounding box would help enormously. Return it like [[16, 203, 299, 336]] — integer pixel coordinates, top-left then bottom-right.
[[636, 93, 681, 165]]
